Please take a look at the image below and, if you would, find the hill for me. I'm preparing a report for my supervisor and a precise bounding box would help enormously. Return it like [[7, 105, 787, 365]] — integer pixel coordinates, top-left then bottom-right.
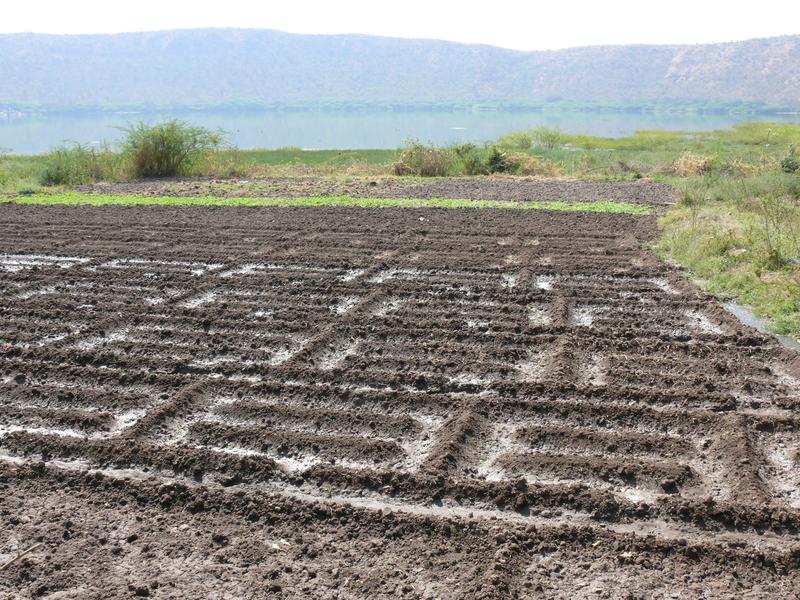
[[1, 29, 799, 110]]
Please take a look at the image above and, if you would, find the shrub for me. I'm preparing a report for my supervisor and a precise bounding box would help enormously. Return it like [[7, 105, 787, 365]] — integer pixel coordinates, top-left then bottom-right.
[[393, 140, 451, 177], [39, 143, 115, 186], [780, 145, 800, 174], [486, 146, 512, 173], [451, 143, 488, 175], [531, 126, 566, 150], [496, 131, 534, 151], [497, 126, 565, 152], [672, 152, 713, 177], [120, 120, 226, 178], [752, 195, 800, 270], [507, 153, 562, 177]]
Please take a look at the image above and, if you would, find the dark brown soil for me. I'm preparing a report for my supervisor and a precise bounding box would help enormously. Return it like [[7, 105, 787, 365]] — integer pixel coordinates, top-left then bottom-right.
[[75, 175, 677, 206], [1, 197, 798, 598]]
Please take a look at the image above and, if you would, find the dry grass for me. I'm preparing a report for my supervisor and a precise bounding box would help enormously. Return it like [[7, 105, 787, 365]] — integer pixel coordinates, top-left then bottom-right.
[[507, 153, 562, 177], [393, 142, 450, 177], [672, 152, 713, 177]]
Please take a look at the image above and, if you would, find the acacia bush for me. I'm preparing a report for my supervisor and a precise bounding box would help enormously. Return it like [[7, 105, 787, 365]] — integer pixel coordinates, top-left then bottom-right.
[[120, 120, 226, 178]]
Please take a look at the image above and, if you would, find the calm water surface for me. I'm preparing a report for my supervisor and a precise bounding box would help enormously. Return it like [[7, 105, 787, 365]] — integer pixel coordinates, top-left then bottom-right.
[[2, 109, 799, 154]]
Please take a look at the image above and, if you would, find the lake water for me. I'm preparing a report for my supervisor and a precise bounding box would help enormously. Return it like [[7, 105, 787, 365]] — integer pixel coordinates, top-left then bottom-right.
[[2, 109, 799, 154]]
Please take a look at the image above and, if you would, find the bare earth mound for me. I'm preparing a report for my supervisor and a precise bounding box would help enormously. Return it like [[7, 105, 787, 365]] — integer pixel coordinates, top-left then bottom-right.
[[77, 176, 677, 206], [0, 195, 798, 598]]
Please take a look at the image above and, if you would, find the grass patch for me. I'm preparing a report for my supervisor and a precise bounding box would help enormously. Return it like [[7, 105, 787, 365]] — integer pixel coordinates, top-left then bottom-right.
[[3, 193, 651, 214], [0, 152, 45, 194], [6, 120, 798, 186], [38, 143, 121, 186], [656, 195, 800, 338], [0, 148, 399, 192], [227, 148, 397, 167]]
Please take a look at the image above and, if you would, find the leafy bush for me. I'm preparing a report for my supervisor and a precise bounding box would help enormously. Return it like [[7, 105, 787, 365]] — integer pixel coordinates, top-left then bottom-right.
[[393, 140, 451, 177], [780, 145, 799, 174], [39, 143, 116, 186], [120, 120, 226, 178]]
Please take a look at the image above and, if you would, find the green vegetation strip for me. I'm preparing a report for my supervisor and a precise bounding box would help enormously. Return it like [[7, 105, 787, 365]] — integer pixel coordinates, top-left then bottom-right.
[[656, 200, 800, 337], [4, 194, 652, 214]]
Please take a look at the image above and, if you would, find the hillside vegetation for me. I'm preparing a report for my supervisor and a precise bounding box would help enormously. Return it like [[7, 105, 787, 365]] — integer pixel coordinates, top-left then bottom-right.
[[1, 30, 800, 109]]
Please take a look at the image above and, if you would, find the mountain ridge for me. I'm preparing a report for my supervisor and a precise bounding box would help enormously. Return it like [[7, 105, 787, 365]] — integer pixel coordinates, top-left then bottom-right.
[[1, 29, 799, 109]]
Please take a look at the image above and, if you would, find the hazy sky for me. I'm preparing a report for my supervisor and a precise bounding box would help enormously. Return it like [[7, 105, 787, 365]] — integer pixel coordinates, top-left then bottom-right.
[[2, 0, 798, 51]]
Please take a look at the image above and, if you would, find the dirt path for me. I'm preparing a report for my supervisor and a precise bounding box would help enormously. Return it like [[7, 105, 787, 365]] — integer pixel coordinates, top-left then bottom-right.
[[0, 199, 798, 598], [75, 176, 677, 206]]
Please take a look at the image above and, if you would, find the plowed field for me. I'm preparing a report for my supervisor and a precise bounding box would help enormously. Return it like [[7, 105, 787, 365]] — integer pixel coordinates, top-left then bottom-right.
[[1, 198, 798, 598]]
